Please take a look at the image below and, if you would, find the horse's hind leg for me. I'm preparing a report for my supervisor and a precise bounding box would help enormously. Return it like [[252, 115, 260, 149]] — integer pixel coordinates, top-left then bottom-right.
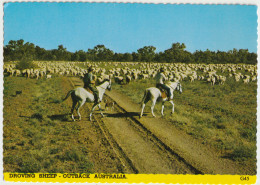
[[97, 104, 104, 117], [90, 103, 98, 121], [161, 101, 165, 117], [140, 94, 150, 118], [76, 100, 85, 121], [71, 101, 77, 121]]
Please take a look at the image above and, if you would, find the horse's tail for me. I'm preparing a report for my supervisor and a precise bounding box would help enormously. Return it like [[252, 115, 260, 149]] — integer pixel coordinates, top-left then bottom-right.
[[62, 90, 74, 102], [140, 89, 150, 106]]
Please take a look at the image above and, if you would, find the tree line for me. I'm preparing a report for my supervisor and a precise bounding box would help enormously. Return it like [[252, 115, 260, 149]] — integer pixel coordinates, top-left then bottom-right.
[[4, 39, 257, 64]]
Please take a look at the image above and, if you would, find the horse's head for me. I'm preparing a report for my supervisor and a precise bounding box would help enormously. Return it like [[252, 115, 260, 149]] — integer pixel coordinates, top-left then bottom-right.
[[107, 79, 112, 91], [177, 82, 182, 94]]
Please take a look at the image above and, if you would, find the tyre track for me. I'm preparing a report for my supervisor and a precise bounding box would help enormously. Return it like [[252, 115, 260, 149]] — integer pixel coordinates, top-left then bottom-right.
[[68, 77, 202, 174], [68, 77, 138, 174], [103, 94, 202, 174]]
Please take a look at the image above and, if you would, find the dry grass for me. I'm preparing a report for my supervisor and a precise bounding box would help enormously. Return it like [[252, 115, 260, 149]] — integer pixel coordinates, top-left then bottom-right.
[[3, 77, 93, 173], [113, 76, 257, 162]]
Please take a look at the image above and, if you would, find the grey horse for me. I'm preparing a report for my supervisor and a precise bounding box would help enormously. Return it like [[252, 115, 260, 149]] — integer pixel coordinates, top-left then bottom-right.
[[140, 81, 182, 118], [63, 79, 112, 121]]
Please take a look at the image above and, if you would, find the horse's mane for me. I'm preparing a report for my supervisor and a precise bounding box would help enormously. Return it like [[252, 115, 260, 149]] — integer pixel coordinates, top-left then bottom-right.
[[166, 81, 179, 86], [166, 81, 180, 90]]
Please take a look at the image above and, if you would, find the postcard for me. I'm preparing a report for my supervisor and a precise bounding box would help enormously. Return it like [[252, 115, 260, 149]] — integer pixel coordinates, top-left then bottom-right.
[[1, 0, 259, 184]]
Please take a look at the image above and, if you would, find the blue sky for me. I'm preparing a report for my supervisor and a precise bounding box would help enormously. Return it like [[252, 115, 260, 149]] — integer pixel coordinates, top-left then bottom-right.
[[4, 2, 258, 53]]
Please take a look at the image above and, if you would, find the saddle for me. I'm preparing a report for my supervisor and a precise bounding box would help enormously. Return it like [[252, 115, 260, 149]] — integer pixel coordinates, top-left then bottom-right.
[[84, 86, 93, 94], [156, 86, 168, 99], [160, 90, 167, 99]]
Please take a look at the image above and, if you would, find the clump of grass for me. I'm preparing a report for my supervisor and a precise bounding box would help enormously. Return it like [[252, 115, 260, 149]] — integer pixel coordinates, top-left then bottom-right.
[[114, 74, 257, 163], [31, 113, 43, 121], [18, 157, 42, 173], [239, 126, 256, 141], [224, 145, 256, 161], [4, 76, 95, 173]]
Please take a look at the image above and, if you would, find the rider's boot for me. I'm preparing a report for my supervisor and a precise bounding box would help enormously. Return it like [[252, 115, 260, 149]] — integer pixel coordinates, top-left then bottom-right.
[[94, 95, 99, 104], [167, 94, 173, 101]]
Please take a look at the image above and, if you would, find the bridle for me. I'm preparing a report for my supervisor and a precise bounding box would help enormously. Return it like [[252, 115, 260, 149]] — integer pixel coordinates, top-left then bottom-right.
[[176, 82, 182, 92]]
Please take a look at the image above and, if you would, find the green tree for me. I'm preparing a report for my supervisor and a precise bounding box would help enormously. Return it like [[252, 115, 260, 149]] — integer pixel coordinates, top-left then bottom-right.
[[137, 46, 156, 62], [164, 42, 188, 63], [35, 46, 47, 60], [132, 52, 141, 62], [122, 53, 133, 61], [87, 45, 114, 61], [77, 50, 87, 62]]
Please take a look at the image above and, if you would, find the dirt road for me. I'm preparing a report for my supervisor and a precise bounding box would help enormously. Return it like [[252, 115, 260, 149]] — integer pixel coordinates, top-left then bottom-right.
[[67, 77, 254, 175]]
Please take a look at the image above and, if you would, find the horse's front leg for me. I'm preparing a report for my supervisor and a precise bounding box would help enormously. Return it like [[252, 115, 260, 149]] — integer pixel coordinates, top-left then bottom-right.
[[140, 103, 146, 118], [76, 100, 85, 121], [89, 103, 98, 121], [71, 101, 77, 121], [169, 100, 174, 114], [98, 104, 104, 117], [151, 100, 156, 117], [161, 101, 165, 117]]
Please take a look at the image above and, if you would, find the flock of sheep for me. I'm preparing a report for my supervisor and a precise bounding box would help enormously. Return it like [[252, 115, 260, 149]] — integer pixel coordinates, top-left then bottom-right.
[[4, 61, 257, 86]]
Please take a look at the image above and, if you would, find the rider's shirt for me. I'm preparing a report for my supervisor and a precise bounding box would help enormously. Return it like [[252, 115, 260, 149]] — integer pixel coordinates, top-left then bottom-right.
[[83, 72, 94, 87], [155, 72, 166, 84]]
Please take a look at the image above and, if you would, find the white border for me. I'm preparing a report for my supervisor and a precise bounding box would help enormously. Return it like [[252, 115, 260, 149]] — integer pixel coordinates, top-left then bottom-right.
[[1, 0, 260, 5], [0, 0, 259, 185]]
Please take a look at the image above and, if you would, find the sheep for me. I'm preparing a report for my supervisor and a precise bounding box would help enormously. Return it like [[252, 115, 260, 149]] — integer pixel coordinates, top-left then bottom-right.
[[35, 71, 40, 79], [234, 74, 241, 82], [39, 71, 45, 78], [15, 70, 21, 77], [251, 75, 257, 82], [218, 75, 226, 85], [114, 76, 124, 84], [243, 75, 250, 84], [207, 76, 216, 86], [126, 75, 131, 84], [46, 74, 52, 79], [131, 72, 138, 80]]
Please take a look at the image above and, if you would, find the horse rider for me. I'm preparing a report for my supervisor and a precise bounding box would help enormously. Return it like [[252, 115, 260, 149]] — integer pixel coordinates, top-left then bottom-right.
[[83, 67, 100, 103], [155, 68, 172, 100]]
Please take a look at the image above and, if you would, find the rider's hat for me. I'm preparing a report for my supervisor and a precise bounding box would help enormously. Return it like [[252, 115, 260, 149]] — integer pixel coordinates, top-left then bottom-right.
[[160, 68, 165, 72]]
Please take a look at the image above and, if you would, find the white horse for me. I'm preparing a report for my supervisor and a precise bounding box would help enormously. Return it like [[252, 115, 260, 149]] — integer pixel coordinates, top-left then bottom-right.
[[140, 81, 182, 118], [63, 79, 112, 121]]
